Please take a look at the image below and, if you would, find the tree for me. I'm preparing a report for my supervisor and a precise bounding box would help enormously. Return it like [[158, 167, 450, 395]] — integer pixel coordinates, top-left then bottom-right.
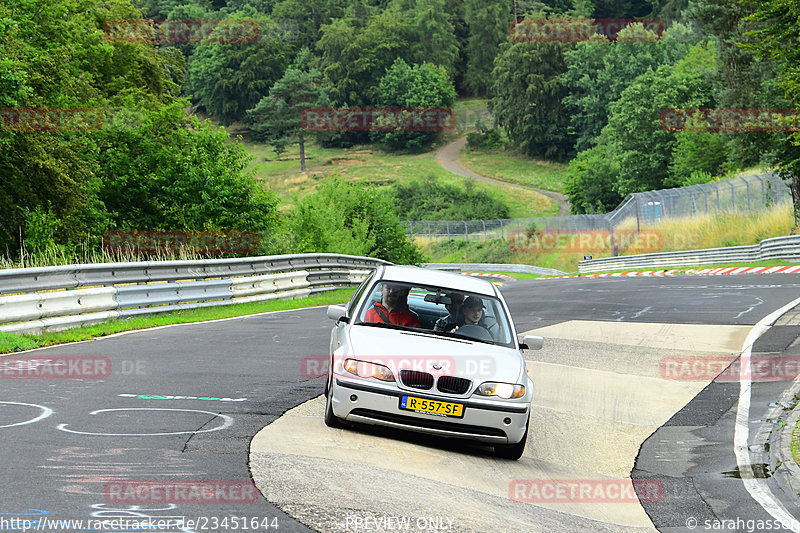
[[316, 6, 416, 106], [605, 42, 717, 195], [491, 39, 574, 160], [373, 58, 456, 150], [0, 0, 184, 254], [463, 0, 510, 96], [405, 0, 460, 79], [742, 0, 800, 225], [187, 14, 295, 124], [561, 22, 695, 152], [247, 49, 331, 171]]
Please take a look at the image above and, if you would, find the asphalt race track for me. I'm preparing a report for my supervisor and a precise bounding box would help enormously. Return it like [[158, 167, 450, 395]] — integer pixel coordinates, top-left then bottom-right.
[[2, 274, 800, 532]]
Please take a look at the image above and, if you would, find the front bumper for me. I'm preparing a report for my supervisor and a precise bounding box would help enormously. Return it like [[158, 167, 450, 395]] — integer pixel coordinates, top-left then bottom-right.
[[331, 378, 531, 444]]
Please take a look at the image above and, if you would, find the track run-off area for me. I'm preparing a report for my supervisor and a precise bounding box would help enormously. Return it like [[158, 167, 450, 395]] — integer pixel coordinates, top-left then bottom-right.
[[2, 274, 800, 532]]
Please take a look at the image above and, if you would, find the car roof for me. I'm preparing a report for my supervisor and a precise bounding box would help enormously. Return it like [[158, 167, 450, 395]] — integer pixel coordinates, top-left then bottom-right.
[[377, 265, 498, 297]]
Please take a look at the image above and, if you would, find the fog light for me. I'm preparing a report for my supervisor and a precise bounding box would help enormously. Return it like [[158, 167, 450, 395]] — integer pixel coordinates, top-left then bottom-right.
[[350, 394, 358, 402]]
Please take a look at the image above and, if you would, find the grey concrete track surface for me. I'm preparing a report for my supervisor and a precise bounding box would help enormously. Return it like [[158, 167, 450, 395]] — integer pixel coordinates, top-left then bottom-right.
[[434, 136, 571, 216], [251, 275, 800, 533], [2, 275, 800, 532]]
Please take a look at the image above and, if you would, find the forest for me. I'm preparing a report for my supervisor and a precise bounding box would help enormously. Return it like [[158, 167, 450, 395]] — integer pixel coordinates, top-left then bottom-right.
[[1, 0, 799, 262]]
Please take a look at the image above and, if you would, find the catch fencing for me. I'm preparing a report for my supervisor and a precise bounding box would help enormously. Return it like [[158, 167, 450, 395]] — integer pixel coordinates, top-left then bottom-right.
[[0, 254, 389, 335], [406, 172, 789, 239]]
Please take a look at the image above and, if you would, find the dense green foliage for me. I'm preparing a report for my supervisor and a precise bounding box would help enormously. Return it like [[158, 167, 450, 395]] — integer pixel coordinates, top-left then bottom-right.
[[288, 178, 425, 264], [6, 0, 800, 264], [393, 177, 510, 220], [373, 59, 456, 150]]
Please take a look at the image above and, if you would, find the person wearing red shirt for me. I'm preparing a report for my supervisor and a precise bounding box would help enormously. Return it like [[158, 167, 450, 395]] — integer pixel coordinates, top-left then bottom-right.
[[364, 282, 421, 328]]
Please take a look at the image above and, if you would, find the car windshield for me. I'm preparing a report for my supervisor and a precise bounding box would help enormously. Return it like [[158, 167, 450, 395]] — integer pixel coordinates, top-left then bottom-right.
[[354, 281, 515, 347]]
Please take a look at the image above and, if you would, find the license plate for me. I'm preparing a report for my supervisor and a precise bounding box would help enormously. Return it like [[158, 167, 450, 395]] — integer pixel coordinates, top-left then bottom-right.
[[400, 396, 464, 418]]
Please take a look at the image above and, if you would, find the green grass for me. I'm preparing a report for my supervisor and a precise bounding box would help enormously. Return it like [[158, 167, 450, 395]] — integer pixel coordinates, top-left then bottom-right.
[[460, 146, 570, 193], [244, 139, 556, 219], [0, 288, 355, 355]]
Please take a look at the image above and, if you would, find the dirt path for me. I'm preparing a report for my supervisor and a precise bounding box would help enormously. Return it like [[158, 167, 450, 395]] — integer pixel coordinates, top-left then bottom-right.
[[435, 136, 571, 216]]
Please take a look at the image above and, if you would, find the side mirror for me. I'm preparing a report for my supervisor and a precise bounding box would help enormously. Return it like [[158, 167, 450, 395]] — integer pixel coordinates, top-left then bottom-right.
[[326, 305, 348, 323], [520, 335, 544, 350]]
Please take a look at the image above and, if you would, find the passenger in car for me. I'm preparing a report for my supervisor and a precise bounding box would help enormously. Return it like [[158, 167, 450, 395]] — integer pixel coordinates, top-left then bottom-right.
[[364, 283, 422, 328], [433, 292, 465, 332]]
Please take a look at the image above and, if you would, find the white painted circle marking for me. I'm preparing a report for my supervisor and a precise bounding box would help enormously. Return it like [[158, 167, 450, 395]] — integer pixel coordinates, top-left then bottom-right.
[[0, 401, 54, 428], [56, 408, 234, 436]]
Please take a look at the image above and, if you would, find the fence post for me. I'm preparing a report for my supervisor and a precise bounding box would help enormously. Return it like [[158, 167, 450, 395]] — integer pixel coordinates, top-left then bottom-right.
[[481, 219, 486, 241], [464, 221, 469, 242], [729, 180, 736, 211], [744, 177, 751, 211], [499, 219, 504, 239]]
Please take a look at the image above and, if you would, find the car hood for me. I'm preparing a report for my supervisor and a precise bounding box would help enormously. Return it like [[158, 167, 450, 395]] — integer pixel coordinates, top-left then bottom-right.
[[345, 325, 525, 384]]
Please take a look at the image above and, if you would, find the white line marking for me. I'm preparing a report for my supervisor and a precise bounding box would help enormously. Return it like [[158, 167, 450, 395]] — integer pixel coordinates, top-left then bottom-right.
[[56, 408, 234, 436], [734, 295, 800, 532], [0, 401, 53, 428]]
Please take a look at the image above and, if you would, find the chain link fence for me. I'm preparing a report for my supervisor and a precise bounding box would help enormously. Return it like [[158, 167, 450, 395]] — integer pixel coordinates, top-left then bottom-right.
[[405, 172, 790, 240]]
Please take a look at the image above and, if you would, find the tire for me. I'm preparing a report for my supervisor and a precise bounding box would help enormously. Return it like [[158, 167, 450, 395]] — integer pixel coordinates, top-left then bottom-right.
[[324, 383, 344, 428], [495, 418, 528, 460]]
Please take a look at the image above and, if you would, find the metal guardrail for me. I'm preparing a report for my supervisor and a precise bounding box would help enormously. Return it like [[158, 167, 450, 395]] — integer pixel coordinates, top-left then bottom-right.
[[0, 254, 390, 335], [424, 263, 565, 276], [578, 235, 800, 273]]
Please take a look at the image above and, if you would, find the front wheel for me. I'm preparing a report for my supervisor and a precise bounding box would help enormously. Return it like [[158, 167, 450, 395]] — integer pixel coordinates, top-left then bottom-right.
[[495, 417, 528, 460], [324, 385, 344, 428]]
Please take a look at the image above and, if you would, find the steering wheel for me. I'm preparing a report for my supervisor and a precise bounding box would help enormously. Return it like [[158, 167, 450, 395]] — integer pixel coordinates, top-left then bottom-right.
[[456, 324, 493, 342]]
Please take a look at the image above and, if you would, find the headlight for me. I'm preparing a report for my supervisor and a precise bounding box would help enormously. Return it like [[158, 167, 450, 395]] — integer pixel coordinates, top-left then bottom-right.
[[475, 382, 526, 399], [343, 358, 395, 382]]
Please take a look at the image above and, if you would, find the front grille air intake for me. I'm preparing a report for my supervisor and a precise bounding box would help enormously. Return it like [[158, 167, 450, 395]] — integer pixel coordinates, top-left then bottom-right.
[[400, 370, 434, 390], [437, 375, 471, 395]]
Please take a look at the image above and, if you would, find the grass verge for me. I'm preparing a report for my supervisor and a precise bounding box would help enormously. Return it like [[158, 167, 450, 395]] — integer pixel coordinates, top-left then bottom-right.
[[460, 146, 569, 193], [245, 139, 555, 219], [0, 288, 355, 355]]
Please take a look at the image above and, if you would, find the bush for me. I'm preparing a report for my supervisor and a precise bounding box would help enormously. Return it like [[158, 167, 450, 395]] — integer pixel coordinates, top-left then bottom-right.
[[288, 178, 424, 264], [564, 144, 623, 214], [466, 129, 504, 150], [393, 177, 510, 220]]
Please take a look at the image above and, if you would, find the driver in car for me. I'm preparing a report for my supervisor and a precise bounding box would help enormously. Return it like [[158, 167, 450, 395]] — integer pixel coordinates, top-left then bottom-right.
[[364, 282, 421, 328], [456, 295, 499, 338]]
